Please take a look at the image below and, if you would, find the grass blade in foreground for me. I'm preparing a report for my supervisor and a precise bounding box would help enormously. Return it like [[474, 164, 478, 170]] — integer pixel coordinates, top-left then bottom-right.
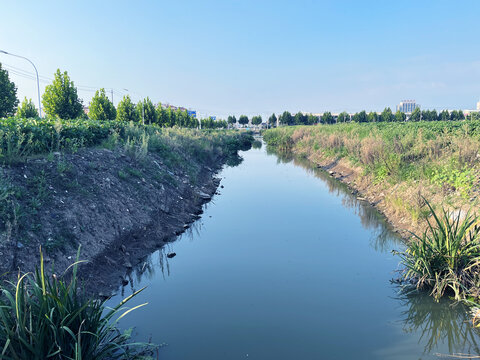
[[395, 200, 480, 301], [0, 246, 156, 359]]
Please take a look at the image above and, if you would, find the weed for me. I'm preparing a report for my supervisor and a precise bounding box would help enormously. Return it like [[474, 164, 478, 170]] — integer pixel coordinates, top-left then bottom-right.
[[394, 200, 480, 301], [0, 247, 156, 358]]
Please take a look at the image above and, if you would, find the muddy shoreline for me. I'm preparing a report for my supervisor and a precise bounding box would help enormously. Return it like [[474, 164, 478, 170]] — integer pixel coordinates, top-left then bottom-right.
[[0, 146, 233, 296]]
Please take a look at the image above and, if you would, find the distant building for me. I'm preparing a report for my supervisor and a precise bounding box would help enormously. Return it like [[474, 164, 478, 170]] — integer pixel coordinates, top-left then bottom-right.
[[397, 100, 419, 113], [477, 99, 480, 110]]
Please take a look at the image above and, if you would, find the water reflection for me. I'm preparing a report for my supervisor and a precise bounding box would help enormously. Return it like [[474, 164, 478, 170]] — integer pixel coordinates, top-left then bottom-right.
[[265, 146, 402, 251], [395, 287, 480, 356]]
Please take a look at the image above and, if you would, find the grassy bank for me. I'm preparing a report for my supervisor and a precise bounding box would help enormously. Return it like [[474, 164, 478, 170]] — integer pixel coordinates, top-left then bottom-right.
[[264, 121, 480, 227]]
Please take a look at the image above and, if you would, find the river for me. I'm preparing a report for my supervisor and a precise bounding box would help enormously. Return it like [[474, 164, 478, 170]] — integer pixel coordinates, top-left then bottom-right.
[[107, 142, 480, 359]]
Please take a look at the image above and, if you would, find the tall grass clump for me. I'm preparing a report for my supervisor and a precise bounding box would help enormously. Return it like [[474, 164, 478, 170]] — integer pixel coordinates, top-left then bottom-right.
[[0, 247, 155, 359], [395, 201, 480, 301]]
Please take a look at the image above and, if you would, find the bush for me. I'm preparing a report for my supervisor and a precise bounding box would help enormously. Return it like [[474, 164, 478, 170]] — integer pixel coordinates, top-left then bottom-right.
[[0, 247, 155, 359], [394, 201, 480, 301]]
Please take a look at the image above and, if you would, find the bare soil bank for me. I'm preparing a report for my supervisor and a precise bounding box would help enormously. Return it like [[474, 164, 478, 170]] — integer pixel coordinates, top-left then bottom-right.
[[0, 147, 236, 295]]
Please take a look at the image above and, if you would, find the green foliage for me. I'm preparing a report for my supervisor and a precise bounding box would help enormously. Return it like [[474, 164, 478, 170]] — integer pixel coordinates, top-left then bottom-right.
[[395, 201, 480, 301], [0, 63, 19, 118], [136, 97, 157, 125], [17, 97, 38, 118], [367, 112, 378, 123], [337, 112, 350, 123], [322, 112, 335, 124], [353, 110, 367, 123], [42, 69, 83, 119], [227, 115, 236, 125], [268, 113, 277, 127], [395, 110, 406, 122], [0, 247, 156, 359], [89, 88, 116, 121], [116, 95, 139, 122], [380, 107, 393, 122], [251, 115, 262, 126], [278, 111, 293, 126], [430, 165, 475, 198], [238, 115, 249, 126], [410, 107, 421, 122]]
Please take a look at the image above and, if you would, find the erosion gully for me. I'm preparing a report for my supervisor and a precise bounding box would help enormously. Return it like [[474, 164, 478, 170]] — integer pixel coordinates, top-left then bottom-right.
[[107, 141, 480, 360]]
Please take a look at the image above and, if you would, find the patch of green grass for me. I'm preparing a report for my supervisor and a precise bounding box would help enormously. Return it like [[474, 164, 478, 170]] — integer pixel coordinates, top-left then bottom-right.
[[0, 247, 156, 359], [394, 200, 480, 301]]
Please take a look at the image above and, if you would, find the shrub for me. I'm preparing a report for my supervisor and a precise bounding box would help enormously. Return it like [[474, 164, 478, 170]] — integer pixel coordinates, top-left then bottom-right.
[[0, 247, 155, 359], [394, 201, 480, 301]]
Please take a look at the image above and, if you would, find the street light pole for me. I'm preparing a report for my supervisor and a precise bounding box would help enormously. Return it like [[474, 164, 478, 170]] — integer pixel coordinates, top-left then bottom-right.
[[0, 50, 42, 117]]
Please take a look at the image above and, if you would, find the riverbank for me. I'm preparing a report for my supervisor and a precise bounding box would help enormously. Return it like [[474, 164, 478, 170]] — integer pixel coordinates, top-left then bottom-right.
[[0, 122, 253, 294], [263, 122, 480, 239]]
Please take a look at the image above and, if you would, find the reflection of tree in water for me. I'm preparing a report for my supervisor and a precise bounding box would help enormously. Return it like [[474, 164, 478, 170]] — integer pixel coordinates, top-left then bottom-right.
[[267, 146, 403, 251], [252, 140, 262, 149], [395, 287, 480, 356]]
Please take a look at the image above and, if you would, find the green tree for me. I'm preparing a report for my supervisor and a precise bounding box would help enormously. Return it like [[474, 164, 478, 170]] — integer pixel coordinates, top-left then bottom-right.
[[116, 95, 138, 122], [439, 110, 450, 121], [410, 107, 421, 122], [380, 107, 393, 122], [367, 112, 378, 122], [306, 114, 318, 125], [294, 112, 307, 125], [238, 115, 249, 127], [457, 110, 465, 120], [17, 97, 38, 118], [89, 88, 116, 120], [156, 104, 168, 126], [135, 97, 156, 124], [322, 112, 335, 124], [251, 115, 262, 126], [337, 112, 350, 123], [268, 113, 277, 127], [227, 115, 237, 126], [0, 63, 18, 118], [394, 110, 406, 122], [353, 110, 367, 123], [279, 111, 293, 126], [42, 69, 83, 119]]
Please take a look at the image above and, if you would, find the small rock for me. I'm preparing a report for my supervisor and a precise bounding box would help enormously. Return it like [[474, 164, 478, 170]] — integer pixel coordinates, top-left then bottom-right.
[[167, 252, 176, 258], [121, 278, 129, 286], [120, 244, 126, 253]]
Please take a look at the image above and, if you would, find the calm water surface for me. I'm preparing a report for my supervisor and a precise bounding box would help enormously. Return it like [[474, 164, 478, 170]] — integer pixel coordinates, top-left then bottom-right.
[[108, 143, 480, 359]]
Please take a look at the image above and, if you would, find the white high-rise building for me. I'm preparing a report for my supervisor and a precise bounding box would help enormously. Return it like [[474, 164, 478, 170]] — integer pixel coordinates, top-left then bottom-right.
[[476, 99, 480, 110], [397, 100, 419, 113]]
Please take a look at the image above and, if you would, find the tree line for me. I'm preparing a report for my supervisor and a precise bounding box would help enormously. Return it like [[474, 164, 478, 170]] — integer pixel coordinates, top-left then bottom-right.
[[263, 107, 477, 128], [0, 64, 229, 129]]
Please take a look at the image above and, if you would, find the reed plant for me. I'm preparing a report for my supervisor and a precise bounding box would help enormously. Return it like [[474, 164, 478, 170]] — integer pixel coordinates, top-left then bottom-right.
[[395, 201, 480, 301], [0, 247, 155, 359]]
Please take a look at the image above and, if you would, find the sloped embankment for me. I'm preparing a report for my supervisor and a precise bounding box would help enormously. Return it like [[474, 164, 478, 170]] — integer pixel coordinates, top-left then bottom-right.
[[0, 130, 253, 294]]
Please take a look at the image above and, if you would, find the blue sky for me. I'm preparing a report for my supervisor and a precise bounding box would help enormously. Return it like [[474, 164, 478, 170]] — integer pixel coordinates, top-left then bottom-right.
[[1, 0, 479, 119]]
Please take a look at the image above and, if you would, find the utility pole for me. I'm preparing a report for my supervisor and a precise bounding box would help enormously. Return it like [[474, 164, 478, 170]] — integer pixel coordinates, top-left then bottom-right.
[[0, 50, 42, 117]]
